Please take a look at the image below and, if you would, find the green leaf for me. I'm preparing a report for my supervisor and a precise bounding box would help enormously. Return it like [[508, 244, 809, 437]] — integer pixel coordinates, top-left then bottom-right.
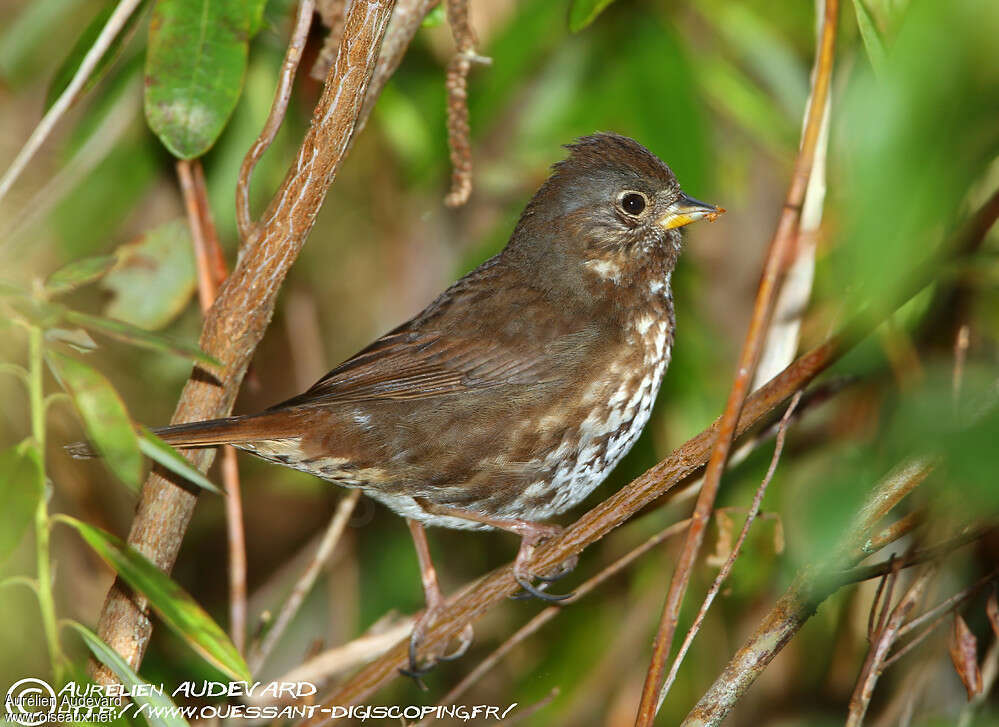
[[58, 516, 251, 681], [64, 621, 190, 727], [568, 0, 618, 32], [851, 0, 887, 76], [44, 1, 147, 110], [45, 254, 118, 295], [144, 0, 254, 158], [101, 219, 197, 330], [47, 351, 143, 489], [64, 309, 218, 366], [139, 427, 221, 494], [0, 444, 43, 564]]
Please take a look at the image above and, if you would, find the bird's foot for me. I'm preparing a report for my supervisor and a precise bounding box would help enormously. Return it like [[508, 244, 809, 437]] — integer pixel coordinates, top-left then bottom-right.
[[509, 523, 577, 602], [400, 606, 474, 688]]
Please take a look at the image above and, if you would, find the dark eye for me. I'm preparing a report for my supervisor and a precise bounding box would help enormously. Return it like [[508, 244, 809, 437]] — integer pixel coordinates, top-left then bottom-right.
[[620, 191, 647, 216]]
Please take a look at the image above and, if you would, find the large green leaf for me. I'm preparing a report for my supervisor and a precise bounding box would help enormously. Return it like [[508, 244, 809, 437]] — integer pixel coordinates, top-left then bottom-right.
[[47, 351, 143, 490], [65, 310, 218, 365], [45, 254, 117, 295], [0, 444, 44, 564], [64, 621, 190, 727], [144, 0, 254, 158], [58, 516, 251, 681], [101, 219, 197, 330], [139, 427, 221, 494], [568, 0, 618, 32], [44, 1, 148, 110]]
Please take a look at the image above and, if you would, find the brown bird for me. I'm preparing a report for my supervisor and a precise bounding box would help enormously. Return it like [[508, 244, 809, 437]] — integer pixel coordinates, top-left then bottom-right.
[[71, 133, 721, 676]]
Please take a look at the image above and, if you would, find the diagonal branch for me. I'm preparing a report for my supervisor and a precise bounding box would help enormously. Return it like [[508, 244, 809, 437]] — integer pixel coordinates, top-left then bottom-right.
[[91, 0, 398, 684], [635, 2, 840, 721]]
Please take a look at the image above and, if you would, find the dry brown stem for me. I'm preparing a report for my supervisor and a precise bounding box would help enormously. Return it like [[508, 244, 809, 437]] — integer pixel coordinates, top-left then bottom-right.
[[236, 0, 317, 243], [91, 0, 397, 683], [847, 566, 938, 727], [679, 459, 932, 727], [177, 158, 248, 653], [442, 0, 485, 207], [635, 2, 840, 721], [658, 391, 802, 708], [249, 489, 362, 672]]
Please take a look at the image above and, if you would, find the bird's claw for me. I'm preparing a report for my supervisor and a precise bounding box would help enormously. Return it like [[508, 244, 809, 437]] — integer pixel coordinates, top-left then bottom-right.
[[400, 614, 474, 687]]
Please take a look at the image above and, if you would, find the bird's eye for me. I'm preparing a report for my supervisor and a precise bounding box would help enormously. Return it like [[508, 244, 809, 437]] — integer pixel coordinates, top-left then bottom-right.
[[619, 191, 648, 217]]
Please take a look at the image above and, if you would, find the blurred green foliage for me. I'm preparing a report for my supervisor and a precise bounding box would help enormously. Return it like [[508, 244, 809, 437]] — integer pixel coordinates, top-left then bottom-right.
[[1, 0, 998, 724]]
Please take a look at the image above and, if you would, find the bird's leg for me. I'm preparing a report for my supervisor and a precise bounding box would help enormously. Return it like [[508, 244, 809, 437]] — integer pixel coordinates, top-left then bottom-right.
[[414, 499, 578, 602], [400, 519, 473, 686]]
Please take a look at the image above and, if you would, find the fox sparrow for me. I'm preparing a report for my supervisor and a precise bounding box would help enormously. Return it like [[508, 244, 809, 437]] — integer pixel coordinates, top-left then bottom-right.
[[70, 133, 721, 675]]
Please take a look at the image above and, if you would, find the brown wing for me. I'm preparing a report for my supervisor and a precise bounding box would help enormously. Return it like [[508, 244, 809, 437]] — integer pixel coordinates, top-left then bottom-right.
[[273, 255, 590, 409]]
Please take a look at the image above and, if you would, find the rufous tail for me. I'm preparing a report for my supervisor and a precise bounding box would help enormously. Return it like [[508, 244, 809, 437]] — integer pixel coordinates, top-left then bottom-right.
[[65, 412, 289, 459]]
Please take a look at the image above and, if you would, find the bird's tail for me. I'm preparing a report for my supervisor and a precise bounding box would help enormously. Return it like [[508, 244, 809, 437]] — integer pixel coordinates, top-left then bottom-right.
[[65, 412, 292, 459]]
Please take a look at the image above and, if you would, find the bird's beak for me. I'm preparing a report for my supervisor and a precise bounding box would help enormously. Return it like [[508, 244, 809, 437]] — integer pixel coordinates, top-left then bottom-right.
[[657, 193, 724, 231]]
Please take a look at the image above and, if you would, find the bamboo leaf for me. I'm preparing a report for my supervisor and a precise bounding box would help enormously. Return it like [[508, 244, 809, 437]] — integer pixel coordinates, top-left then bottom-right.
[[144, 0, 254, 158], [64, 309, 218, 365], [101, 219, 197, 330], [568, 0, 618, 32], [48, 351, 143, 489], [139, 427, 221, 494], [58, 516, 251, 681], [45, 254, 117, 295], [64, 620, 190, 727], [0, 444, 44, 564], [851, 0, 887, 76]]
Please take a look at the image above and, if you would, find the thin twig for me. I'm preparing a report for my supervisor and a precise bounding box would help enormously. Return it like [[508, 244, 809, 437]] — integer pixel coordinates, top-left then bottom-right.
[[0, 75, 140, 250], [408, 519, 692, 726], [176, 158, 248, 654], [839, 527, 994, 586], [0, 0, 145, 205], [657, 391, 802, 708], [680, 459, 934, 727], [236, 0, 316, 243], [221, 446, 248, 654], [442, 0, 487, 207], [261, 616, 415, 694], [635, 3, 839, 721], [249, 489, 361, 673], [882, 568, 999, 670], [846, 566, 938, 727], [863, 509, 925, 556], [92, 0, 397, 684]]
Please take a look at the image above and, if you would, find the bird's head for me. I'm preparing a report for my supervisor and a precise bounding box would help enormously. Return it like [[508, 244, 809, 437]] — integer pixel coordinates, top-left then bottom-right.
[[506, 133, 722, 290]]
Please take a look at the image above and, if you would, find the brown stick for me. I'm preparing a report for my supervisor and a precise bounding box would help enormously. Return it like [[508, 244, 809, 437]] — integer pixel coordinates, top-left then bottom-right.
[[248, 490, 361, 672], [658, 391, 801, 709], [846, 566, 938, 727], [634, 2, 840, 721], [91, 0, 397, 684], [679, 460, 934, 727], [178, 158, 247, 653], [442, 0, 483, 208], [236, 0, 316, 243]]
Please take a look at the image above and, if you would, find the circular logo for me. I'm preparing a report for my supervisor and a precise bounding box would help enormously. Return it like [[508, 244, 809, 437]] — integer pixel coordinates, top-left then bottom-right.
[[5, 678, 57, 726]]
